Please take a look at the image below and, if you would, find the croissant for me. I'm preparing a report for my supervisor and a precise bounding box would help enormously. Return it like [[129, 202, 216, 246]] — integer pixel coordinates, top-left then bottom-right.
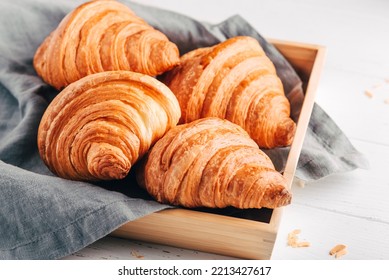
[[33, 0, 179, 90], [37, 71, 181, 181], [161, 36, 296, 149], [138, 117, 291, 209]]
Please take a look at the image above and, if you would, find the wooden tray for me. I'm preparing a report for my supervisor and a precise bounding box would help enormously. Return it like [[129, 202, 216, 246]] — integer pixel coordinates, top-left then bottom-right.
[[111, 39, 326, 259]]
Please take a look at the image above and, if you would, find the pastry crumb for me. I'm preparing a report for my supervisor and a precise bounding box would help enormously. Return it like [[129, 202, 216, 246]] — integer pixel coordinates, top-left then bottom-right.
[[329, 244, 347, 259], [296, 178, 305, 188], [364, 90, 374, 98], [296, 241, 311, 247], [287, 229, 310, 248], [335, 248, 348, 259], [384, 98, 389, 105], [131, 250, 144, 259]]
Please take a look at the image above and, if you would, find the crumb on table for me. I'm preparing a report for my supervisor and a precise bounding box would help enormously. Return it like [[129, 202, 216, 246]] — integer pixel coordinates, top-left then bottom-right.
[[329, 244, 347, 259], [364, 90, 374, 98], [287, 229, 311, 248]]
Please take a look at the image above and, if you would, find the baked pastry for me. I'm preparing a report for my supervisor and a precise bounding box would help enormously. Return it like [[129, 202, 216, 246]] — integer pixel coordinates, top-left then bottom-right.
[[138, 117, 291, 209], [161, 36, 296, 148], [37, 71, 181, 181], [34, 0, 179, 90]]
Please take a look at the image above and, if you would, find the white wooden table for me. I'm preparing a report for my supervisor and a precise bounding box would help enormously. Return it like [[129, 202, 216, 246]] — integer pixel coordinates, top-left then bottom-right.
[[64, 0, 389, 260]]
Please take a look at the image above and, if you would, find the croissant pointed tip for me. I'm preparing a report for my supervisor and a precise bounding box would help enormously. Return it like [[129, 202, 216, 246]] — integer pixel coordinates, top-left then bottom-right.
[[150, 40, 180, 74], [261, 185, 292, 208], [87, 143, 131, 180], [275, 118, 296, 147]]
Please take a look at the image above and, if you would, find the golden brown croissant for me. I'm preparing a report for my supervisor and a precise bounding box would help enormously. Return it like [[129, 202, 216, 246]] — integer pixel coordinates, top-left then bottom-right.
[[34, 0, 180, 90], [161, 36, 296, 148], [37, 71, 181, 181], [138, 117, 291, 209]]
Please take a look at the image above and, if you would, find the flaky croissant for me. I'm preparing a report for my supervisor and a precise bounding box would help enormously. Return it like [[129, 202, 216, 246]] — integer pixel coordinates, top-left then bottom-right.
[[37, 71, 181, 181], [161, 36, 296, 149], [138, 117, 291, 209], [34, 0, 179, 90]]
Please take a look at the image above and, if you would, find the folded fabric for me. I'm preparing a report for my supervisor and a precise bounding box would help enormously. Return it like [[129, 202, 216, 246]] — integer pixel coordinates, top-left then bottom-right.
[[0, 0, 368, 259]]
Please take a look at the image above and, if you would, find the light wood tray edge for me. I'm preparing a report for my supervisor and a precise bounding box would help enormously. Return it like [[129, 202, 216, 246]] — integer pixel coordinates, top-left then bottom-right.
[[275, 39, 327, 184]]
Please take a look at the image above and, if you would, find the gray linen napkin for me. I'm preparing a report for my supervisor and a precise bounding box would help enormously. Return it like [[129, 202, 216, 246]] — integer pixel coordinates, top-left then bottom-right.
[[0, 0, 368, 259]]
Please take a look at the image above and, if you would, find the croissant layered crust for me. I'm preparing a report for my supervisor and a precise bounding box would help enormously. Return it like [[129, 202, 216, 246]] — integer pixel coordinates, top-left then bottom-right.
[[139, 118, 291, 209], [161, 36, 296, 148], [37, 71, 181, 181], [33, 0, 180, 90]]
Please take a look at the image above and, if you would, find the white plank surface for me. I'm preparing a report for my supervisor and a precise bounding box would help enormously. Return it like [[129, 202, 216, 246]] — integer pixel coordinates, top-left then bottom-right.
[[65, 0, 389, 260], [65, 236, 237, 260]]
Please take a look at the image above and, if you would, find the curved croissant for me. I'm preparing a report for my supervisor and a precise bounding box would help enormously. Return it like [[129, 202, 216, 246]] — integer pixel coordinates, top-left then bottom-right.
[[37, 71, 181, 181], [34, 0, 179, 90], [138, 118, 291, 209], [161, 36, 296, 148]]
